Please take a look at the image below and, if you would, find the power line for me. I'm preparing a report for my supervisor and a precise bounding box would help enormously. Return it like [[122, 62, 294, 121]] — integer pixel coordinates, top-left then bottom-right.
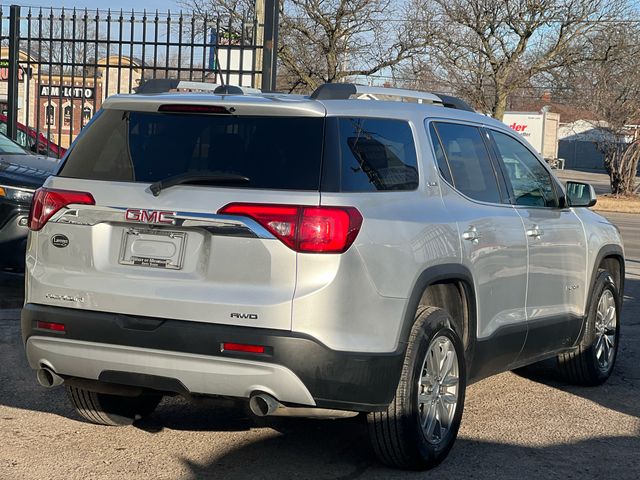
[[284, 15, 640, 25]]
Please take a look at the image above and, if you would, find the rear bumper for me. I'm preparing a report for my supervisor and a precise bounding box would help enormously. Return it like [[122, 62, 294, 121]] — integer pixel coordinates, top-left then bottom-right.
[[21, 303, 405, 412]]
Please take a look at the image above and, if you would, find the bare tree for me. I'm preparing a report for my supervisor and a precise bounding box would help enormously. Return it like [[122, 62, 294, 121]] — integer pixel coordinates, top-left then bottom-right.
[[406, 0, 628, 120], [29, 12, 107, 76], [179, 0, 254, 20], [558, 24, 640, 195], [276, 0, 431, 92], [179, 0, 432, 92]]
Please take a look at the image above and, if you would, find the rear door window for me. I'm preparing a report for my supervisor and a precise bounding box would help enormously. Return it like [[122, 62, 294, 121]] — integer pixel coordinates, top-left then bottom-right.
[[431, 122, 503, 204], [428, 123, 453, 184], [59, 109, 325, 191], [323, 117, 419, 192]]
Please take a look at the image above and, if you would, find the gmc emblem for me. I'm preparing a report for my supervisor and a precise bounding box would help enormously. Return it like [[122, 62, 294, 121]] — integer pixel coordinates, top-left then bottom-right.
[[125, 209, 176, 225]]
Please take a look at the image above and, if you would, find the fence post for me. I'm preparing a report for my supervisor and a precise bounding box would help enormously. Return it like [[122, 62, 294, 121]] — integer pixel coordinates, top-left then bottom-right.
[[260, 0, 279, 91], [7, 4, 20, 141]]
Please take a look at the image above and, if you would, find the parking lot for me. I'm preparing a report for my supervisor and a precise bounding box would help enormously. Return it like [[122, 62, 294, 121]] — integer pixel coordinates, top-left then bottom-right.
[[1, 212, 638, 480]]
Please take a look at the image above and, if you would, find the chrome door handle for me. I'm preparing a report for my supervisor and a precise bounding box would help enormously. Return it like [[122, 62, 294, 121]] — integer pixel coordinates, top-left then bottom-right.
[[462, 226, 480, 243], [526, 225, 544, 238]]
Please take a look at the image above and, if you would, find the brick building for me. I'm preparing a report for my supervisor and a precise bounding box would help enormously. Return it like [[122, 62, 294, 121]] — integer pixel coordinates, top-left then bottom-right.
[[0, 48, 142, 148]]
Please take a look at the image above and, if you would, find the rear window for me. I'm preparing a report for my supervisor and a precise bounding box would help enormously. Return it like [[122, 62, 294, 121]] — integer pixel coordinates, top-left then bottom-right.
[[59, 109, 325, 190]]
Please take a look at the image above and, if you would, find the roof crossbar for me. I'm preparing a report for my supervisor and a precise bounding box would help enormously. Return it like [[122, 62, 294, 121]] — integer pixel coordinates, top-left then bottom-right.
[[309, 83, 474, 112]]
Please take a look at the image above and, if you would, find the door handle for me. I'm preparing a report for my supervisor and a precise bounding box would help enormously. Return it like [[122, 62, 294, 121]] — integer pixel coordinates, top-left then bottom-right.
[[526, 225, 544, 238], [462, 226, 480, 243]]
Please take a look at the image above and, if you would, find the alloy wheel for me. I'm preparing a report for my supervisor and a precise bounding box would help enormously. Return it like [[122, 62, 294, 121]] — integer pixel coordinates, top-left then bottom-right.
[[418, 335, 460, 445], [594, 289, 617, 371]]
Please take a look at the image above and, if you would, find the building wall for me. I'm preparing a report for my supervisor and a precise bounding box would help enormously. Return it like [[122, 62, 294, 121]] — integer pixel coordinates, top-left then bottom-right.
[[0, 49, 141, 150], [37, 79, 103, 148], [558, 140, 607, 171]]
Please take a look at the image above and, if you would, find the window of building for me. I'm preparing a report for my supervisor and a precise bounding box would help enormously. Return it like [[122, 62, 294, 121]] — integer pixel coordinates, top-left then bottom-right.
[[45, 104, 56, 127], [82, 106, 93, 124], [63, 104, 72, 128]]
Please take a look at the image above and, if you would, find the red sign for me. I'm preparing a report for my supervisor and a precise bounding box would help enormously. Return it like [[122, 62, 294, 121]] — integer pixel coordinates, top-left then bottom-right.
[[509, 123, 528, 133], [0, 67, 25, 81]]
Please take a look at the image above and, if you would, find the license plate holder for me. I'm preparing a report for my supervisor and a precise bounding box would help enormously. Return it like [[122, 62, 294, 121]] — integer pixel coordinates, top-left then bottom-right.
[[119, 228, 187, 270]]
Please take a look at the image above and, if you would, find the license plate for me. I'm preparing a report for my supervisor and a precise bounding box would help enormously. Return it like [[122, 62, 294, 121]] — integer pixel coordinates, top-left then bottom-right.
[[119, 228, 187, 270]]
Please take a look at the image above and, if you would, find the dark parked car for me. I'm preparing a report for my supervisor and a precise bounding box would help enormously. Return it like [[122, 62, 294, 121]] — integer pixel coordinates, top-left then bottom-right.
[[0, 134, 60, 269], [0, 114, 67, 158]]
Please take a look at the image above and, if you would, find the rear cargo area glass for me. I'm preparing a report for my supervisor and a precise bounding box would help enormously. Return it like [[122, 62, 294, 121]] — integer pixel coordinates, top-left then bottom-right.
[[59, 110, 325, 190]]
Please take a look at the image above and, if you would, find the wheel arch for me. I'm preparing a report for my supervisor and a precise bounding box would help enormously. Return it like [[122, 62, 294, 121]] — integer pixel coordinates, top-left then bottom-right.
[[590, 244, 625, 305], [575, 244, 625, 347], [398, 264, 477, 368]]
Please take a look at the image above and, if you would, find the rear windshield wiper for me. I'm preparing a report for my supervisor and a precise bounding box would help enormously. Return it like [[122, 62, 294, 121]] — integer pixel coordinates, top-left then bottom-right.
[[149, 172, 250, 196]]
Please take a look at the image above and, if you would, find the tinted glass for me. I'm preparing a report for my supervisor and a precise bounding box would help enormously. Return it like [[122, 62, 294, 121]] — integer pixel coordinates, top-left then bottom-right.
[[428, 123, 452, 184], [331, 117, 418, 191], [0, 131, 27, 155], [491, 131, 558, 208], [59, 109, 325, 190], [434, 122, 502, 203]]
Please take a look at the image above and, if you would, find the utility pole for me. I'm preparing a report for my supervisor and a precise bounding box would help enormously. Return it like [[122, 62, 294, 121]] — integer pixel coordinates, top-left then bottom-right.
[[259, 0, 279, 91], [255, 0, 264, 88]]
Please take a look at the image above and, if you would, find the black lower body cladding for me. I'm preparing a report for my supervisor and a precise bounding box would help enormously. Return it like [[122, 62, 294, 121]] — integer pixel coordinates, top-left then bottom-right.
[[21, 303, 405, 412]]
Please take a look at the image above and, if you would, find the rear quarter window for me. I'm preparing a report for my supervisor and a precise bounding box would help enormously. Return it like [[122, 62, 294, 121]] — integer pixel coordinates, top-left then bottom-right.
[[322, 117, 419, 192]]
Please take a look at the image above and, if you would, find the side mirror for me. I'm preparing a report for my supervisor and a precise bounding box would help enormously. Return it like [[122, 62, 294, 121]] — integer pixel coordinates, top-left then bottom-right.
[[566, 181, 597, 208]]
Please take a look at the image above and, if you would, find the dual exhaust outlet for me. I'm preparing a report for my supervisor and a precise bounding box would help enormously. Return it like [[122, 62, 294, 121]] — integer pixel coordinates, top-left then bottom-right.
[[248, 392, 357, 419], [36, 367, 64, 388], [36, 368, 356, 420]]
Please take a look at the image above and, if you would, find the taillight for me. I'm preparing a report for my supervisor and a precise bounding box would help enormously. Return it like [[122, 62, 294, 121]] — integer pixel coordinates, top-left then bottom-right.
[[28, 187, 95, 231], [218, 203, 363, 253]]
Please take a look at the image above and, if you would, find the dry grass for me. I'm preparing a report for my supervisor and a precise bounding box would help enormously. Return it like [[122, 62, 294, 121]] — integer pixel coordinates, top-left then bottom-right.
[[593, 194, 640, 213]]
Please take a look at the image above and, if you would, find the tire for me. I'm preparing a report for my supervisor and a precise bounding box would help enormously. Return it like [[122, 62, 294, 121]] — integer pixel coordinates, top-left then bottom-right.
[[66, 385, 162, 426], [557, 270, 621, 386], [367, 306, 466, 470]]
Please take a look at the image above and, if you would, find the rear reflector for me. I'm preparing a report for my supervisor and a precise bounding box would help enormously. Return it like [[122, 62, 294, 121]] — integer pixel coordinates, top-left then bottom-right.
[[158, 104, 231, 114], [221, 342, 266, 354], [36, 321, 65, 332], [28, 188, 95, 231], [218, 203, 363, 253]]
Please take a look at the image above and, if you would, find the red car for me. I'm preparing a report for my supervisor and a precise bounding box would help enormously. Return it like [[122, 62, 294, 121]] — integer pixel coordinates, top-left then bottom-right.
[[0, 114, 67, 158]]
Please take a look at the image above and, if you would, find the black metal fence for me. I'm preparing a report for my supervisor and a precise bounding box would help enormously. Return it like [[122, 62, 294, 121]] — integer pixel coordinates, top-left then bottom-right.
[[0, 4, 276, 157]]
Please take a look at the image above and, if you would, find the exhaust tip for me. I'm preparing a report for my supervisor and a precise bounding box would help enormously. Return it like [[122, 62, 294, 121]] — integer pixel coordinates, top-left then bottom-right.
[[36, 367, 63, 388], [249, 393, 279, 417]]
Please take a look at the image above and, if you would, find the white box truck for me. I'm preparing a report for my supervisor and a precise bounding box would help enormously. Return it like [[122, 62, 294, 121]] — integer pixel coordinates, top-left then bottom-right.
[[502, 111, 560, 163]]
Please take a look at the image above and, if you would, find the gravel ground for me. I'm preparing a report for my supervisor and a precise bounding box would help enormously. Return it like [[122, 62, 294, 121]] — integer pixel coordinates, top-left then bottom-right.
[[0, 213, 638, 480]]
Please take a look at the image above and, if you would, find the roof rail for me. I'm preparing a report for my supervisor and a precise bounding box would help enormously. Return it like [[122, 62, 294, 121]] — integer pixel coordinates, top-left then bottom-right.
[[135, 79, 261, 95], [309, 83, 474, 112], [431, 93, 475, 112]]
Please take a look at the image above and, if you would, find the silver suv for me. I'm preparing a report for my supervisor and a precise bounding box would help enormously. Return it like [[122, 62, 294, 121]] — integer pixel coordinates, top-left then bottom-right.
[[21, 82, 624, 470]]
